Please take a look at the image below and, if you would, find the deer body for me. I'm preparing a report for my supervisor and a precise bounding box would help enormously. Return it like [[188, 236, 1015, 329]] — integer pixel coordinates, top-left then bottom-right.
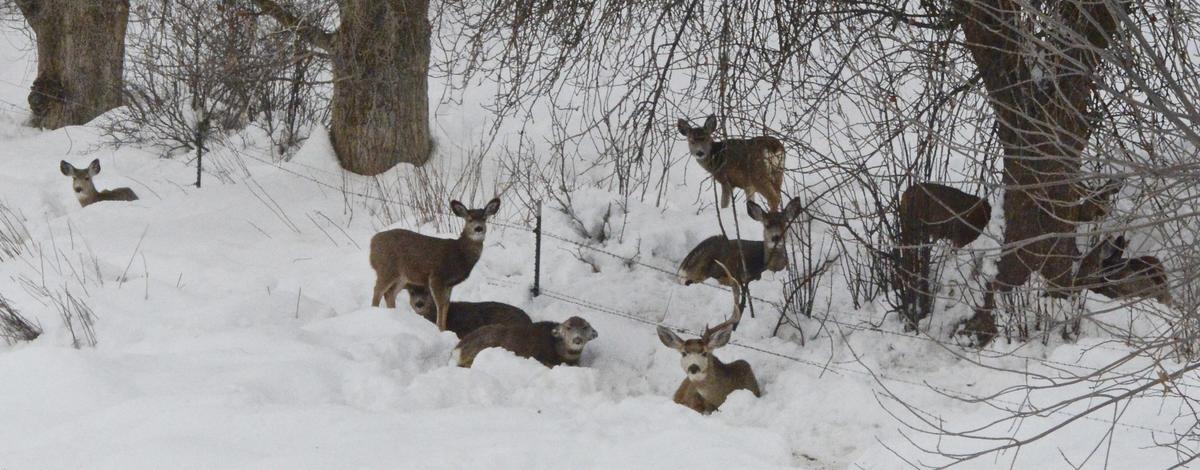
[[452, 317, 598, 368], [678, 115, 785, 211], [897, 183, 990, 248], [370, 198, 500, 331], [1080, 236, 1172, 306], [60, 159, 138, 207], [406, 286, 531, 339]]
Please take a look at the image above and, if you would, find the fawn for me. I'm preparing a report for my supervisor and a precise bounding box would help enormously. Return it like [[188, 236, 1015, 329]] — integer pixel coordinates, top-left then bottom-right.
[[406, 285, 532, 339], [60, 159, 138, 207], [452, 316, 598, 368], [677, 115, 785, 211], [369, 198, 500, 331]]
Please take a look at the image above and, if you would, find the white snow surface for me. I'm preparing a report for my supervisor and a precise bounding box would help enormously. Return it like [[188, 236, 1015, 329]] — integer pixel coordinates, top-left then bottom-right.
[[0, 22, 1193, 470]]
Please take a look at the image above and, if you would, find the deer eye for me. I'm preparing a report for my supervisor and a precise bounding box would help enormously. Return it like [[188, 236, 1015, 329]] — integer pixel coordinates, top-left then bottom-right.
[[680, 351, 686, 357]]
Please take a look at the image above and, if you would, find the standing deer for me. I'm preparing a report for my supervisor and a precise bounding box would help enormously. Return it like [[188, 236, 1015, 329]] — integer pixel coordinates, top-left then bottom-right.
[[369, 198, 500, 331], [656, 294, 761, 414], [60, 159, 139, 207], [677, 115, 785, 211], [1079, 235, 1172, 306], [897, 183, 991, 249], [678, 197, 803, 323]]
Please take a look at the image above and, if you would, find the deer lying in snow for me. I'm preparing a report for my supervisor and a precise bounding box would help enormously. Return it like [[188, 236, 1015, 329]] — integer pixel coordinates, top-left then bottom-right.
[[406, 286, 531, 339], [60, 159, 138, 207], [370, 198, 500, 331], [677, 197, 803, 322], [657, 294, 760, 414], [452, 316, 598, 368], [677, 115, 785, 211], [1079, 235, 1172, 306]]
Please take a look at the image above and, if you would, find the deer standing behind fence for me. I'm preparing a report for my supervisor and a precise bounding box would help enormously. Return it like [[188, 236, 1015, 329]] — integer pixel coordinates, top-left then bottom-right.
[[676, 115, 785, 211]]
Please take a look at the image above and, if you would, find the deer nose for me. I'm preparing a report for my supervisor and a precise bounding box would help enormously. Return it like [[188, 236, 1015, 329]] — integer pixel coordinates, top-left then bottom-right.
[[771, 235, 782, 243], [687, 365, 701, 374], [414, 302, 425, 309], [474, 226, 483, 233], [694, 151, 705, 157], [573, 338, 583, 345], [74, 187, 82, 193]]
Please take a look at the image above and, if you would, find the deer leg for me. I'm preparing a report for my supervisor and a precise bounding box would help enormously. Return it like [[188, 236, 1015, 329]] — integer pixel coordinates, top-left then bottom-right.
[[429, 279, 452, 331], [372, 276, 395, 308], [384, 282, 401, 309], [719, 183, 732, 208]]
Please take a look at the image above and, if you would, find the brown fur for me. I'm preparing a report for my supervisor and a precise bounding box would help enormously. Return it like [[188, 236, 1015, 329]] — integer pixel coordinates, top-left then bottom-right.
[[1068, 179, 1121, 223], [677, 115, 785, 211], [369, 198, 500, 331], [453, 316, 598, 368], [406, 286, 531, 339], [898, 183, 991, 248], [1079, 236, 1172, 306], [60, 159, 138, 207], [657, 319, 761, 414]]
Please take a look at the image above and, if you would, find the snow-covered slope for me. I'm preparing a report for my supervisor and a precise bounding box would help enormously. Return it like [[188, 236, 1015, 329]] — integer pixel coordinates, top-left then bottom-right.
[[0, 19, 1192, 470]]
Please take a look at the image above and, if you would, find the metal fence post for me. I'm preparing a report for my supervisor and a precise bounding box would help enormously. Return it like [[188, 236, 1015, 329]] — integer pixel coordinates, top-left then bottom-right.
[[532, 199, 542, 297]]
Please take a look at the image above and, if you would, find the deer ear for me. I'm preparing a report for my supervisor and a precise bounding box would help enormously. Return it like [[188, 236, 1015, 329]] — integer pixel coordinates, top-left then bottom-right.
[[657, 326, 682, 349], [784, 197, 804, 220], [702, 115, 717, 133], [746, 200, 765, 221], [676, 119, 690, 136], [705, 323, 733, 349], [60, 161, 72, 176], [87, 159, 101, 176], [587, 326, 598, 340], [449, 200, 468, 217], [551, 325, 564, 339], [483, 198, 501, 216]]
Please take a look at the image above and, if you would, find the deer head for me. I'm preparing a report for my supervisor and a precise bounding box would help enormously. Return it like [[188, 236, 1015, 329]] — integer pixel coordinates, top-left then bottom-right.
[[747, 197, 804, 272], [676, 115, 719, 160]]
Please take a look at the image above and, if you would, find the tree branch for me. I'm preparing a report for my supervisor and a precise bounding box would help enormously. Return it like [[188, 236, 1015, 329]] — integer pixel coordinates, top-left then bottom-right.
[[248, 0, 332, 51]]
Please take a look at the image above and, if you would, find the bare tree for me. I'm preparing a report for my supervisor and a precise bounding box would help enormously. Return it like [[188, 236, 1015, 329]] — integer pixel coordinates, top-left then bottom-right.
[[14, 0, 128, 129], [250, 0, 432, 175]]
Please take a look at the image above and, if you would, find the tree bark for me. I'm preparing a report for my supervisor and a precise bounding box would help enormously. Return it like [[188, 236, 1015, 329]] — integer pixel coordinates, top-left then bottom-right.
[[956, 0, 1121, 345], [15, 0, 128, 129], [251, 0, 432, 175]]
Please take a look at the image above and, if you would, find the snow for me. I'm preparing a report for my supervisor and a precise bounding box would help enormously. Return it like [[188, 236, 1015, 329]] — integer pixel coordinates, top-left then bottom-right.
[[0, 18, 1193, 470]]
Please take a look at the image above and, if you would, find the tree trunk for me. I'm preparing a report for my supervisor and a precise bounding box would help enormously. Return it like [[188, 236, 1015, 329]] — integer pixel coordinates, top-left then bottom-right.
[[251, 0, 432, 175], [956, 0, 1120, 345], [15, 0, 128, 129]]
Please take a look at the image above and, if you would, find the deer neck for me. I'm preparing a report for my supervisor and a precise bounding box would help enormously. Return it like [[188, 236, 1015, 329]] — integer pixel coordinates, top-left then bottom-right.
[[688, 356, 733, 399], [76, 188, 99, 206], [699, 141, 729, 172], [555, 339, 583, 365], [456, 231, 485, 263]]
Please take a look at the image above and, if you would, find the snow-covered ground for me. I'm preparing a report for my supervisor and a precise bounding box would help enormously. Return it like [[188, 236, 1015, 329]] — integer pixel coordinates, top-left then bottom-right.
[[0, 21, 1193, 470]]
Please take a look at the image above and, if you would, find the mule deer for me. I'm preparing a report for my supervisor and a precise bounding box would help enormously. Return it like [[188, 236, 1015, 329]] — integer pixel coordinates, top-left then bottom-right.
[[370, 198, 500, 331], [452, 316, 598, 368], [1079, 235, 1172, 306], [897, 183, 990, 248], [656, 294, 760, 414], [1069, 178, 1121, 223], [677, 115, 785, 211], [406, 285, 532, 339], [60, 159, 138, 207], [678, 197, 803, 321]]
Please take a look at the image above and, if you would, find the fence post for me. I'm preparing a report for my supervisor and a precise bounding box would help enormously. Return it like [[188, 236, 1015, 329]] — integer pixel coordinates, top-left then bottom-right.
[[532, 199, 542, 297]]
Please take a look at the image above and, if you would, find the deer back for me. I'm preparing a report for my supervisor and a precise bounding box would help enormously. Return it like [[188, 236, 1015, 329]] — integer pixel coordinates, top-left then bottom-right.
[[898, 183, 990, 248], [98, 187, 139, 202], [370, 229, 482, 286], [678, 236, 766, 285], [699, 137, 785, 190]]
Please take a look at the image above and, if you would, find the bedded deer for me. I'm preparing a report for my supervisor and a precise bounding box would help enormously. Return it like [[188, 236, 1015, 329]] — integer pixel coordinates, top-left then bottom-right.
[[369, 198, 500, 331], [1079, 235, 1172, 306], [452, 316, 598, 368], [60, 159, 138, 207], [677, 197, 803, 322], [656, 294, 761, 414], [406, 286, 532, 339], [677, 115, 785, 211]]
